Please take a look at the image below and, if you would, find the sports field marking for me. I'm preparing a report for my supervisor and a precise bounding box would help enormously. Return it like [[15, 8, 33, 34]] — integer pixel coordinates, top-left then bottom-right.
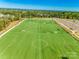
[[0, 42, 13, 56], [0, 19, 25, 38], [0, 18, 79, 59], [0, 36, 24, 57], [63, 51, 78, 57], [54, 31, 58, 34], [53, 18, 79, 39], [32, 40, 48, 49], [38, 38, 42, 59], [22, 30, 26, 32]]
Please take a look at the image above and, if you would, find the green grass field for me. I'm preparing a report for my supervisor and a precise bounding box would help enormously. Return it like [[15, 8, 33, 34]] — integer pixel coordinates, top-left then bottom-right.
[[0, 18, 79, 59]]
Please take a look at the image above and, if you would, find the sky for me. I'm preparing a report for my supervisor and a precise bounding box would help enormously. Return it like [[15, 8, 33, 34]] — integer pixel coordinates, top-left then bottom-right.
[[0, 0, 79, 11]]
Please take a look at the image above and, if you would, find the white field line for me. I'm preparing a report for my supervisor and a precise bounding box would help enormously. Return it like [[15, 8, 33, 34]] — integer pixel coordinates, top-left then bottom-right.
[[53, 18, 79, 39], [0, 42, 14, 56], [0, 20, 25, 38], [0, 36, 24, 57]]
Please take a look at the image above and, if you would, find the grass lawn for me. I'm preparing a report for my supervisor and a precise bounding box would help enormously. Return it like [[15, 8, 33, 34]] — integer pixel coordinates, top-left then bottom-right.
[[0, 18, 79, 59]]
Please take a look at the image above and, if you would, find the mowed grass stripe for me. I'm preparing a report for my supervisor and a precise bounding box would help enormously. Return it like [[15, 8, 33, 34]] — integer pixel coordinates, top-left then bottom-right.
[[0, 18, 79, 59]]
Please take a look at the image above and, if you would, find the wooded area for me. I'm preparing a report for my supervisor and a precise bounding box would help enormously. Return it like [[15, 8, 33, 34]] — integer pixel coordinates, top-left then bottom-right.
[[0, 8, 79, 31]]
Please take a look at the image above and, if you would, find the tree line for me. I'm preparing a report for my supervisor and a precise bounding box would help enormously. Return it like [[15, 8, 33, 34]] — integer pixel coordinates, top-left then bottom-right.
[[0, 8, 79, 31]]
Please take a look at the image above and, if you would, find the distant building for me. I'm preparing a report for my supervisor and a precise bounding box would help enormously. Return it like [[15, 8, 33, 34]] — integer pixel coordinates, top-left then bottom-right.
[[0, 14, 4, 17]]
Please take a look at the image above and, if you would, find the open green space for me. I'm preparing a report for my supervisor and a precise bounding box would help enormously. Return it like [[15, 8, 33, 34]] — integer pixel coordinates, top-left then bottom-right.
[[0, 18, 79, 59]]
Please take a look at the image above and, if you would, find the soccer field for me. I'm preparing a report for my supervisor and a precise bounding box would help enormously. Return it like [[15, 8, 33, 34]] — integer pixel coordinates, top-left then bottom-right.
[[0, 18, 79, 59]]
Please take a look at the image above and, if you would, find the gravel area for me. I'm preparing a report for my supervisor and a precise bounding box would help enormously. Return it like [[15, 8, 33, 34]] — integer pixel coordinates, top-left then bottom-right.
[[53, 18, 79, 37], [53, 18, 79, 33]]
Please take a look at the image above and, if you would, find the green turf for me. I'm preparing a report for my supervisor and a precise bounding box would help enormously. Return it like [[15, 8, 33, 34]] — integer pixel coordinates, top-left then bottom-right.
[[0, 18, 79, 59]]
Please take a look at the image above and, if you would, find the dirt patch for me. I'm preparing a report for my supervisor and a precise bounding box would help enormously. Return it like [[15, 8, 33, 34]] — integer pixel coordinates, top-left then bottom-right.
[[0, 21, 20, 35], [53, 18, 79, 40]]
